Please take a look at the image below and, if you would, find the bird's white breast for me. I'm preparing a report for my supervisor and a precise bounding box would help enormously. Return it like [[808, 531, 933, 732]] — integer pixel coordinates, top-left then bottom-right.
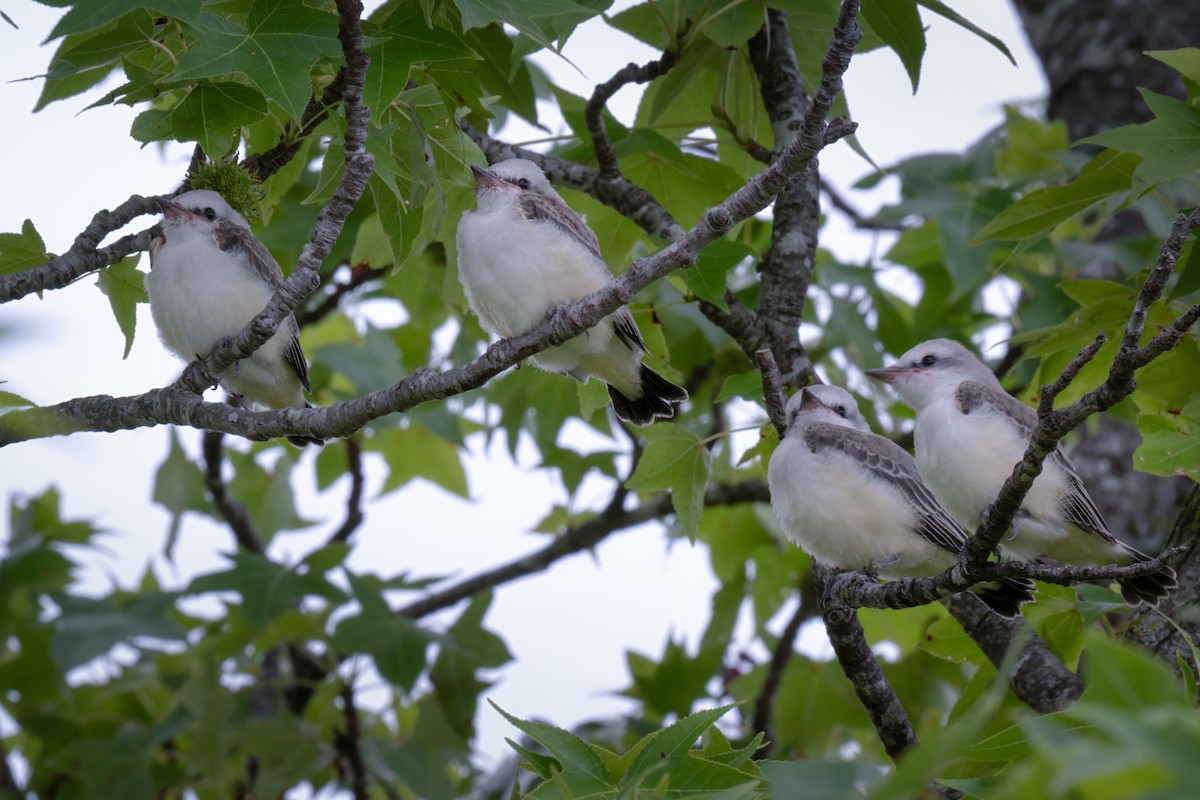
[[457, 204, 610, 337], [769, 435, 948, 576]]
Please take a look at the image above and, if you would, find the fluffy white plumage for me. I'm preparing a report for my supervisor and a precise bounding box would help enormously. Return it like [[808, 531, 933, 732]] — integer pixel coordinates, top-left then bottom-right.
[[768, 385, 1034, 617], [868, 338, 1175, 605], [146, 189, 320, 446], [456, 158, 686, 425]]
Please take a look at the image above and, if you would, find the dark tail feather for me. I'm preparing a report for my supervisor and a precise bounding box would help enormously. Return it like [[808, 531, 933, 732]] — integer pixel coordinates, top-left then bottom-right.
[[608, 365, 688, 426], [287, 434, 326, 448], [287, 401, 326, 448], [1117, 564, 1177, 607], [972, 577, 1037, 618]]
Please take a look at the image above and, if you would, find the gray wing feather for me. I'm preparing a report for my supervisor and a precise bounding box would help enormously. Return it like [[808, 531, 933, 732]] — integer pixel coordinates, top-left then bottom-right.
[[518, 191, 603, 260], [803, 422, 968, 553], [955, 380, 1114, 541], [611, 307, 646, 353], [214, 220, 312, 393]]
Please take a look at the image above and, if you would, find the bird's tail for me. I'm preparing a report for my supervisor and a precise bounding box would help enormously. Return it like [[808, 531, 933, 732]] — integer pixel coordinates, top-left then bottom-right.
[[287, 401, 326, 448], [972, 577, 1037, 618], [1116, 550, 1177, 607], [608, 365, 689, 426]]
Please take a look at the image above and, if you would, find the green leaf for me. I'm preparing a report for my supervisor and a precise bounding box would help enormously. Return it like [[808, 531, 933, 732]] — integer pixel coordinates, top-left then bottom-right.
[[972, 151, 1139, 243], [861, 0, 926, 92], [0, 388, 35, 409], [48, 0, 205, 39], [151, 429, 212, 557], [187, 552, 345, 627], [1147, 48, 1200, 90], [130, 81, 267, 155], [492, 701, 616, 795], [698, 0, 766, 48], [683, 240, 756, 311], [332, 573, 435, 691], [760, 759, 885, 798], [1081, 90, 1200, 186], [95, 256, 147, 359], [50, 591, 185, 671], [916, 0, 1015, 64], [1134, 406, 1200, 482], [171, 0, 341, 119], [453, 0, 609, 51], [626, 425, 713, 540], [365, 6, 477, 123], [622, 703, 739, 782], [226, 450, 316, 541], [0, 219, 51, 277], [370, 424, 469, 498]]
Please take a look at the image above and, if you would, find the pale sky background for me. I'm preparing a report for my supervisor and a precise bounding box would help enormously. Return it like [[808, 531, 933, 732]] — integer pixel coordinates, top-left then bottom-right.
[[0, 0, 1046, 785]]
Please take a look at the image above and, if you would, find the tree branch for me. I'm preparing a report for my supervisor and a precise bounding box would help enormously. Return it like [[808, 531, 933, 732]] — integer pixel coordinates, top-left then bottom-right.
[[821, 180, 906, 231], [823, 546, 1185, 611], [942, 594, 1083, 713], [202, 430, 265, 554], [756, 348, 789, 438], [752, 578, 818, 758], [814, 563, 917, 761], [0, 194, 160, 304], [1, 10, 862, 447], [243, 69, 348, 182], [585, 51, 679, 179], [335, 681, 369, 800], [964, 207, 1200, 565], [397, 480, 770, 620], [327, 436, 365, 546]]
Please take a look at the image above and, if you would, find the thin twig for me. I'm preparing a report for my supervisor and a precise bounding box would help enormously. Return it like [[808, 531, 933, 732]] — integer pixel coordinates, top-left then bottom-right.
[[821, 180, 906, 231], [756, 348, 789, 438], [965, 208, 1200, 565], [294, 265, 388, 329], [244, 69, 348, 182], [327, 436, 365, 545], [823, 546, 1186, 612], [336, 682, 369, 800], [585, 51, 679, 179], [397, 480, 769, 620], [752, 579, 818, 758], [202, 430, 265, 554]]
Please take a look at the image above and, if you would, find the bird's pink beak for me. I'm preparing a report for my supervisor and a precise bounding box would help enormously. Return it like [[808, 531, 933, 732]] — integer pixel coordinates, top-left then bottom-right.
[[865, 366, 911, 385], [798, 387, 827, 411], [157, 197, 202, 222], [469, 164, 505, 190]]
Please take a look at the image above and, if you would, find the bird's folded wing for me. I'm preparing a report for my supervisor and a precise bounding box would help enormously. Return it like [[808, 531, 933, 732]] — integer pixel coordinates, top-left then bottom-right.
[[955, 380, 1114, 541], [213, 220, 287, 286], [611, 307, 647, 353], [803, 422, 967, 553], [518, 190, 603, 260]]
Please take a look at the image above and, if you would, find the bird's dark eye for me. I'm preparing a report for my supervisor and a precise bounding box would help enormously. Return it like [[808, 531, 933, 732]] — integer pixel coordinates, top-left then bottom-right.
[[516, 178, 531, 189], [202, 207, 217, 221], [834, 405, 848, 418], [920, 354, 938, 367]]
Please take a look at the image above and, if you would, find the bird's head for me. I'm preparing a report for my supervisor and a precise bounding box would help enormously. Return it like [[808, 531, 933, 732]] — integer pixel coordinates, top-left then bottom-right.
[[468, 158, 554, 211], [785, 384, 870, 435], [866, 338, 998, 409], [157, 189, 251, 236]]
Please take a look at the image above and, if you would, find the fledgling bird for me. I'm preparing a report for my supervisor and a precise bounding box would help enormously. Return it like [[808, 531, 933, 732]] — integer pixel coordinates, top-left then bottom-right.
[[146, 189, 322, 447], [768, 384, 1036, 617], [867, 338, 1176, 606], [456, 158, 688, 425]]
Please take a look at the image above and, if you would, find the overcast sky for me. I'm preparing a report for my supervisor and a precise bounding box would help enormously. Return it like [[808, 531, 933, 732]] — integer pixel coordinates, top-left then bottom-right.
[[0, 0, 1045, 775]]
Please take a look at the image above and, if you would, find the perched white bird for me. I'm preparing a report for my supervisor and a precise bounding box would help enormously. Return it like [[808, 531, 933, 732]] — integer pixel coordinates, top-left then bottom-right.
[[456, 158, 687, 425], [146, 189, 322, 447], [768, 384, 1035, 617], [867, 338, 1175, 606]]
